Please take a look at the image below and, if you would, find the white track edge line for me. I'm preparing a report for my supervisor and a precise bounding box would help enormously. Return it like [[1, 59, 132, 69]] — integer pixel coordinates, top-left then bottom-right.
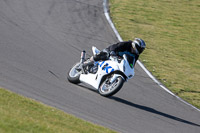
[[103, 0, 200, 112]]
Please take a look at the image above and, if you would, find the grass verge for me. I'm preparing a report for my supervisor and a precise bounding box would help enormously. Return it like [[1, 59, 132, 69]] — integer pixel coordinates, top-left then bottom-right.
[[109, 0, 200, 109], [0, 88, 116, 133]]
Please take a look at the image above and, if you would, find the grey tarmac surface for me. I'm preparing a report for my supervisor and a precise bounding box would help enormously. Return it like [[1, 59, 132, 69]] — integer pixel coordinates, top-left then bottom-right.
[[0, 0, 200, 132]]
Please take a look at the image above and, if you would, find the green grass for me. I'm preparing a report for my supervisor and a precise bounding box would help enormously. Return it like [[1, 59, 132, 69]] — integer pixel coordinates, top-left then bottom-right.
[[0, 88, 116, 133], [109, 0, 200, 109]]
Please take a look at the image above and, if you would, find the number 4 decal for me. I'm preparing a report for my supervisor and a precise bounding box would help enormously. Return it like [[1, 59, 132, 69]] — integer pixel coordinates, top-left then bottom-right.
[[98, 61, 114, 73], [103, 66, 114, 73]]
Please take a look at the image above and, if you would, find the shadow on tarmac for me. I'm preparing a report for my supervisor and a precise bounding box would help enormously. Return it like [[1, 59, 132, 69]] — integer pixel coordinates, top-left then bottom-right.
[[110, 96, 200, 127], [71, 82, 200, 127]]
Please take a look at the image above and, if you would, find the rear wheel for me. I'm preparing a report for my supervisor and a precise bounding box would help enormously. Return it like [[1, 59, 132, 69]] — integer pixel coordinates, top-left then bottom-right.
[[99, 76, 124, 97], [67, 62, 82, 84]]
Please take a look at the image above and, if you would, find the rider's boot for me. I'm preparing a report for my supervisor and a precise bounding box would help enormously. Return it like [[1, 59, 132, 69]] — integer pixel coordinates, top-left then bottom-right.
[[80, 56, 94, 74], [83, 59, 94, 68], [77, 51, 95, 73]]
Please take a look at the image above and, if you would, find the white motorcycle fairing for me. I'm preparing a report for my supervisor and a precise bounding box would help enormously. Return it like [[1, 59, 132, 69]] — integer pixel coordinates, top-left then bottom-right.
[[79, 47, 135, 90], [67, 46, 135, 96]]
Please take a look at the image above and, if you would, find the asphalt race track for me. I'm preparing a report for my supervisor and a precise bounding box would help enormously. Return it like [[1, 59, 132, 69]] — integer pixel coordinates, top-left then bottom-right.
[[0, 0, 200, 132]]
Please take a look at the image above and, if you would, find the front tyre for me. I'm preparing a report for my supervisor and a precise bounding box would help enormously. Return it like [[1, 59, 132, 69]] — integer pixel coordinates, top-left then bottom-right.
[[67, 62, 82, 84], [99, 76, 124, 97]]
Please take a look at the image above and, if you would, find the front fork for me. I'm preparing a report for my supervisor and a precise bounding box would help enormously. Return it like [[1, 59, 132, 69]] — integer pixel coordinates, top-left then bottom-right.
[[109, 74, 124, 84]]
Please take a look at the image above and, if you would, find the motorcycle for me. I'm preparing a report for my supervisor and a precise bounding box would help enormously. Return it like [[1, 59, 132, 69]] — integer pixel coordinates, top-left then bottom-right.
[[67, 46, 135, 97]]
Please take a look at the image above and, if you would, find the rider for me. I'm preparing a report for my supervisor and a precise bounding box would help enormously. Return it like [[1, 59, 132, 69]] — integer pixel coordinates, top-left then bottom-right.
[[83, 38, 146, 69]]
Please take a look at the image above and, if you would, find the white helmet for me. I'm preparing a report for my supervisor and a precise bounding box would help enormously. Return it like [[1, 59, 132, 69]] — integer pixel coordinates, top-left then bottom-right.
[[132, 38, 146, 54]]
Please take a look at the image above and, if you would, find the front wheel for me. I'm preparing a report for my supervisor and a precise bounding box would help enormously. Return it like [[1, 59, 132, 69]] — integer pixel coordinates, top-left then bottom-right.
[[99, 76, 124, 97], [67, 62, 82, 84]]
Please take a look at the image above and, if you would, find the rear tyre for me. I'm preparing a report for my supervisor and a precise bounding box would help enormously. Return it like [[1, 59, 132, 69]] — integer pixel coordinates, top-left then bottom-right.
[[67, 62, 82, 84], [99, 76, 124, 97]]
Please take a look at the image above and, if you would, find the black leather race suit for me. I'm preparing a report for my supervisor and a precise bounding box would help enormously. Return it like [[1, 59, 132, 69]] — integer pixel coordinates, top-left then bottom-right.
[[94, 41, 139, 66]]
